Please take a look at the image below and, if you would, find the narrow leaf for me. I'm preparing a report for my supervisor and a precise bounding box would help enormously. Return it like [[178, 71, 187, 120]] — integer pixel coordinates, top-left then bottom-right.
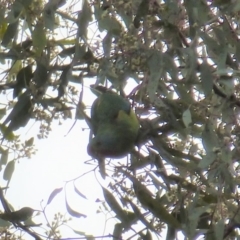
[[214, 219, 225, 240], [0, 150, 8, 171], [47, 187, 63, 205], [0, 108, 6, 120], [198, 152, 216, 169], [202, 122, 219, 153], [74, 184, 87, 200], [65, 199, 86, 218], [1, 20, 19, 47], [103, 33, 112, 57], [77, 0, 92, 38], [72, 229, 86, 236], [128, 174, 180, 228], [32, 22, 46, 56], [147, 51, 163, 102], [113, 223, 123, 240], [102, 187, 124, 218], [3, 160, 15, 181], [200, 62, 213, 97], [0, 124, 16, 141]]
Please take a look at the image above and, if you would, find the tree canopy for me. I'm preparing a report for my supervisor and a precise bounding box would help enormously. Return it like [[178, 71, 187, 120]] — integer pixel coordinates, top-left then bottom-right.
[[0, 0, 240, 239]]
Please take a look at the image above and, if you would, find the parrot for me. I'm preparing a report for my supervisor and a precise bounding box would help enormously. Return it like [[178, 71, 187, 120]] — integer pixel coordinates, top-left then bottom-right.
[[87, 91, 139, 159], [0, 207, 35, 222]]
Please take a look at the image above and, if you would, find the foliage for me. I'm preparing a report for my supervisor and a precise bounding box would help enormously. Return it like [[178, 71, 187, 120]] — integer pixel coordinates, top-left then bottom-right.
[[0, 0, 240, 239]]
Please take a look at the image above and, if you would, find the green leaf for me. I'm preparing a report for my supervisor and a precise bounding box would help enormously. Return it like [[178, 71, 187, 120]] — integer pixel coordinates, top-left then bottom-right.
[[94, 5, 122, 35], [0, 124, 16, 141], [25, 137, 34, 147], [58, 65, 71, 98], [182, 109, 192, 127], [3, 160, 15, 181], [0, 149, 8, 171], [65, 198, 87, 218], [214, 219, 225, 240], [32, 22, 46, 56], [74, 184, 87, 200], [202, 122, 219, 153], [147, 51, 163, 102], [184, 1, 197, 38], [187, 206, 209, 238], [200, 62, 213, 97], [72, 229, 86, 236], [216, 46, 227, 71], [102, 187, 124, 219], [1, 20, 19, 47], [218, 77, 234, 96], [43, 6, 55, 30], [198, 152, 216, 169], [6, 1, 23, 23], [0, 108, 6, 120], [103, 32, 112, 58], [47, 187, 63, 205], [235, 42, 240, 63], [113, 223, 123, 240], [129, 174, 180, 228], [77, 0, 92, 38], [21, 0, 34, 8]]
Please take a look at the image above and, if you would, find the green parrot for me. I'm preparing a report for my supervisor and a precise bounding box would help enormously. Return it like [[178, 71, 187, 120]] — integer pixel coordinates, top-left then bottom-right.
[[0, 207, 35, 222], [87, 91, 139, 159]]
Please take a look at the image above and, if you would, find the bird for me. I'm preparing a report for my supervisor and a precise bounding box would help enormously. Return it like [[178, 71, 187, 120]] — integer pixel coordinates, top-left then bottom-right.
[[0, 207, 35, 222], [87, 91, 139, 159]]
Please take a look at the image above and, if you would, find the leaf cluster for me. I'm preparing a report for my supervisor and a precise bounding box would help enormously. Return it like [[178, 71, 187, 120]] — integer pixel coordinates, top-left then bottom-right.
[[1, 0, 240, 239]]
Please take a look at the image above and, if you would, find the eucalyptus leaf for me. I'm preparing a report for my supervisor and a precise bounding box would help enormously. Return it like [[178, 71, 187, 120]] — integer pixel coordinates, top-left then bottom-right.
[[1, 20, 19, 47], [65, 198, 86, 218], [200, 62, 213, 97], [47, 187, 63, 205], [147, 51, 162, 102], [198, 152, 216, 169], [0, 149, 8, 171], [77, 0, 92, 38], [202, 122, 219, 154], [74, 184, 87, 200], [32, 22, 46, 56], [214, 219, 225, 240], [3, 160, 15, 181]]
